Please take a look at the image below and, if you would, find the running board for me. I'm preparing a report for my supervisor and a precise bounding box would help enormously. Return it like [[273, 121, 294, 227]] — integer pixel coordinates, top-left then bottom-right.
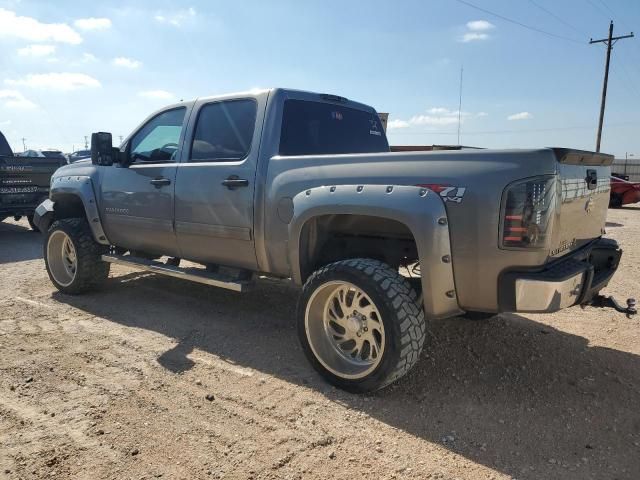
[[101, 254, 250, 292]]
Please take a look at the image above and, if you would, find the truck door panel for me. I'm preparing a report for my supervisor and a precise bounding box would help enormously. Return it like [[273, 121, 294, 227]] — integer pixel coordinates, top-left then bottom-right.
[[101, 107, 188, 256], [175, 97, 262, 269]]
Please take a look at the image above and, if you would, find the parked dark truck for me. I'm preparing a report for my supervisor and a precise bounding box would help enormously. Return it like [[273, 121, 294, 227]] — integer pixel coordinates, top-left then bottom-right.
[[0, 131, 64, 230], [34, 89, 635, 392]]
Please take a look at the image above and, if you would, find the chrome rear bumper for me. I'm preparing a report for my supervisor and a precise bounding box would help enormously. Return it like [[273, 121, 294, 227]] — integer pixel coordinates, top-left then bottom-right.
[[498, 238, 621, 313]]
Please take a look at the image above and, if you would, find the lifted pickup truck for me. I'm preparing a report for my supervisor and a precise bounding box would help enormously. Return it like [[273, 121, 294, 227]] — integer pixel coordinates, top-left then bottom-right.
[[34, 88, 633, 392], [1, 131, 64, 229]]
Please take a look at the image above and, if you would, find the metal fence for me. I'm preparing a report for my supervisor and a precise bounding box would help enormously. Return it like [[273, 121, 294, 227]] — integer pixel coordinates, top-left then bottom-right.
[[612, 159, 640, 182]]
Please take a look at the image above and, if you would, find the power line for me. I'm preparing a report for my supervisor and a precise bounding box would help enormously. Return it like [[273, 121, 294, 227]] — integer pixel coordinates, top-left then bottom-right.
[[527, 0, 587, 37], [589, 0, 640, 75], [454, 0, 586, 44], [584, 0, 612, 19]]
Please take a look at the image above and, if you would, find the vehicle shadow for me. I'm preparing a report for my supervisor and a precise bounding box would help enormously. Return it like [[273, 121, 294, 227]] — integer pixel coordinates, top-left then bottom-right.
[[53, 272, 640, 480], [0, 220, 42, 264]]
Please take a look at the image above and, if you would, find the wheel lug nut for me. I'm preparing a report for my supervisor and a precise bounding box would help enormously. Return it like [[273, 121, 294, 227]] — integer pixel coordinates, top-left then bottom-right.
[[363, 327, 368, 332]]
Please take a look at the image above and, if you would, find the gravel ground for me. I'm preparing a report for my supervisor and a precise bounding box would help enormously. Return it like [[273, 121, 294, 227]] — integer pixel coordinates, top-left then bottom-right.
[[1, 207, 639, 480]]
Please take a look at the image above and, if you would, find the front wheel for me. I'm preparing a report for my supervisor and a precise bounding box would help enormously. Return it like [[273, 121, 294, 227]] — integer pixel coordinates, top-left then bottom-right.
[[298, 259, 426, 393], [26, 215, 39, 232], [44, 218, 110, 294]]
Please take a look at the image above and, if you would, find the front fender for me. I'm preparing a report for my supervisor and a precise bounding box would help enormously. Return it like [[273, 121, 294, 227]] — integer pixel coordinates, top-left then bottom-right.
[[37, 175, 110, 245], [289, 184, 462, 319]]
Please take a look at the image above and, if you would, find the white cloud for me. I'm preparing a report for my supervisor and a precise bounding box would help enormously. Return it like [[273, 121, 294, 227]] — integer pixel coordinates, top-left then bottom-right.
[[17, 44, 56, 57], [507, 111, 533, 121], [387, 107, 487, 129], [0, 89, 37, 109], [112, 57, 141, 69], [459, 19, 494, 42], [74, 17, 111, 31], [154, 7, 196, 27], [6, 73, 101, 91], [82, 53, 97, 62], [461, 32, 489, 42], [466, 20, 494, 31], [387, 119, 410, 130], [139, 90, 174, 100], [0, 8, 82, 44]]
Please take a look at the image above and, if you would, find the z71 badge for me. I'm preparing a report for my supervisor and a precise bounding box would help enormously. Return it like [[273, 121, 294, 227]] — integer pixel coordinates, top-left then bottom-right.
[[418, 184, 467, 204]]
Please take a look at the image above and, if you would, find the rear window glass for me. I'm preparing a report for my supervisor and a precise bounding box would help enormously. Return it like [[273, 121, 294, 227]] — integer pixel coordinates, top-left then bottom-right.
[[190, 99, 257, 162], [279, 100, 389, 156]]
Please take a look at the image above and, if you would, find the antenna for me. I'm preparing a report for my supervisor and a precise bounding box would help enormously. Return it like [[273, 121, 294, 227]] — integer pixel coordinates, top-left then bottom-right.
[[457, 66, 463, 146]]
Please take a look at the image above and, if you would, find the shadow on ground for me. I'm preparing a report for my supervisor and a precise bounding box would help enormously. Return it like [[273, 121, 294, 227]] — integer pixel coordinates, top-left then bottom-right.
[[54, 271, 640, 479], [0, 220, 42, 264]]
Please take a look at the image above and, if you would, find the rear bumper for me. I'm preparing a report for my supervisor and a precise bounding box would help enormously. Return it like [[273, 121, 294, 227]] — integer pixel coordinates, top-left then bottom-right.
[[498, 237, 621, 313], [0, 194, 49, 217]]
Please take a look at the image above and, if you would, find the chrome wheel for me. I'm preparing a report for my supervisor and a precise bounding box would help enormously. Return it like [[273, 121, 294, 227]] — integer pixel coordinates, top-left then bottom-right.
[[47, 230, 78, 287], [305, 281, 385, 379]]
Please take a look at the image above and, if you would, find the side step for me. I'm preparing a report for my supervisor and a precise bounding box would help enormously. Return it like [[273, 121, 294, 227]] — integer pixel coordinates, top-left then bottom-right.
[[101, 254, 251, 292]]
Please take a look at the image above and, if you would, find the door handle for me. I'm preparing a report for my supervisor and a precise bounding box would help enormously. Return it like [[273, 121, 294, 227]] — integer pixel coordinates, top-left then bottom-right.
[[222, 176, 249, 190], [150, 177, 171, 187]]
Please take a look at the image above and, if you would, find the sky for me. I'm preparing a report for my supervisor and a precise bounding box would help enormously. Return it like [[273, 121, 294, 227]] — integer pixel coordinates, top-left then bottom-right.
[[0, 0, 639, 158]]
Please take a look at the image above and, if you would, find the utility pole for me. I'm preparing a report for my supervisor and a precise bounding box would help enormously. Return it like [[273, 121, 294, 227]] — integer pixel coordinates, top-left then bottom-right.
[[84, 136, 89, 149], [457, 66, 463, 147], [590, 21, 634, 152], [21, 137, 26, 152]]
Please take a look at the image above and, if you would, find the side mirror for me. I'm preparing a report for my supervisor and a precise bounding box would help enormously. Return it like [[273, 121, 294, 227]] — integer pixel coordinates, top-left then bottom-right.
[[91, 132, 115, 166]]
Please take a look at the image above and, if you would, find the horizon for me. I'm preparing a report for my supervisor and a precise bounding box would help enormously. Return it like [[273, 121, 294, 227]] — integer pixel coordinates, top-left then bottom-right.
[[0, 0, 639, 158]]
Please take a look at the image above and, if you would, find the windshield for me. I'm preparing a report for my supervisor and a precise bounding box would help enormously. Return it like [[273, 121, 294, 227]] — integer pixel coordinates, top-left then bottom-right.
[[42, 151, 64, 158], [279, 100, 389, 156]]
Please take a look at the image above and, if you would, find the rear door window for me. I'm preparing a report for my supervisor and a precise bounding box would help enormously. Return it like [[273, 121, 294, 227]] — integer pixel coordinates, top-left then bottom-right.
[[189, 99, 257, 162], [279, 100, 389, 156]]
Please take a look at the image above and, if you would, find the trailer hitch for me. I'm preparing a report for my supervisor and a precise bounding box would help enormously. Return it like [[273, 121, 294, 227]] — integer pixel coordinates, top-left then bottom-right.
[[584, 295, 637, 318]]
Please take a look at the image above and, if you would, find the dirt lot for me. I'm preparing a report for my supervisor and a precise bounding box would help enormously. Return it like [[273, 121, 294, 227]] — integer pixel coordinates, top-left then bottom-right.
[[1, 207, 639, 480]]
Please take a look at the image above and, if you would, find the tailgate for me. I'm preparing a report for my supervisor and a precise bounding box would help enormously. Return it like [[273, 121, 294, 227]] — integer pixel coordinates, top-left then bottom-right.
[[550, 149, 612, 258], [0, 155, 63, 189]]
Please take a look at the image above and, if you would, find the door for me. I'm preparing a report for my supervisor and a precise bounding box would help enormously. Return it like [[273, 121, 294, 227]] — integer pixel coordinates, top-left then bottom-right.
[[100, 106, 188, 257], [174, 97, 261, 269]]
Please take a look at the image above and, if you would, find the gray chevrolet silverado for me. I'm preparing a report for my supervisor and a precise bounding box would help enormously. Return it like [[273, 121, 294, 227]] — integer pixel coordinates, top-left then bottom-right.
[[34, 88, 632, 392]]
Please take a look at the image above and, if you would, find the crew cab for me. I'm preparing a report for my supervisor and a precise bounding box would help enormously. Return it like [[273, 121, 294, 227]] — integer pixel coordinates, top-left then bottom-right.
[[34, 88, 632, 392]]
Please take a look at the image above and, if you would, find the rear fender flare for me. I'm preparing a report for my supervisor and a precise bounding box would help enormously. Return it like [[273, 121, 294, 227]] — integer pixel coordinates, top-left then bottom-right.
[[45, 175, 109, 245], [288, 184, 462, 319]]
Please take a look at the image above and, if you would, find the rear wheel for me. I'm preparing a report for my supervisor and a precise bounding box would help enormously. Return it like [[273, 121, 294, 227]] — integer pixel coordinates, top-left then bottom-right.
[[298, 258, 426, 393], [44, 218, 110, 294], [609, 194, 623, 208]]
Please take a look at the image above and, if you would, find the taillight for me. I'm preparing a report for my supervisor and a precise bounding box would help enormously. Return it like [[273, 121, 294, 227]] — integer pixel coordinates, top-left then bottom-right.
[[501, 176, 556, 249]]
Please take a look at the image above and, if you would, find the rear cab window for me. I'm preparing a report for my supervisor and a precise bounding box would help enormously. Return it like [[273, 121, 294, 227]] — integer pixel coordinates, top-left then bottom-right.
[[279, 100, 389, 156]]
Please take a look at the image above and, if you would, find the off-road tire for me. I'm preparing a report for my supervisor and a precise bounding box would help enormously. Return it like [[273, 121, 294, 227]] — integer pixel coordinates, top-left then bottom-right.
[[298, 258, 426, 393], [44, 218, 110, 294], [26, 215, 39, 232]]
